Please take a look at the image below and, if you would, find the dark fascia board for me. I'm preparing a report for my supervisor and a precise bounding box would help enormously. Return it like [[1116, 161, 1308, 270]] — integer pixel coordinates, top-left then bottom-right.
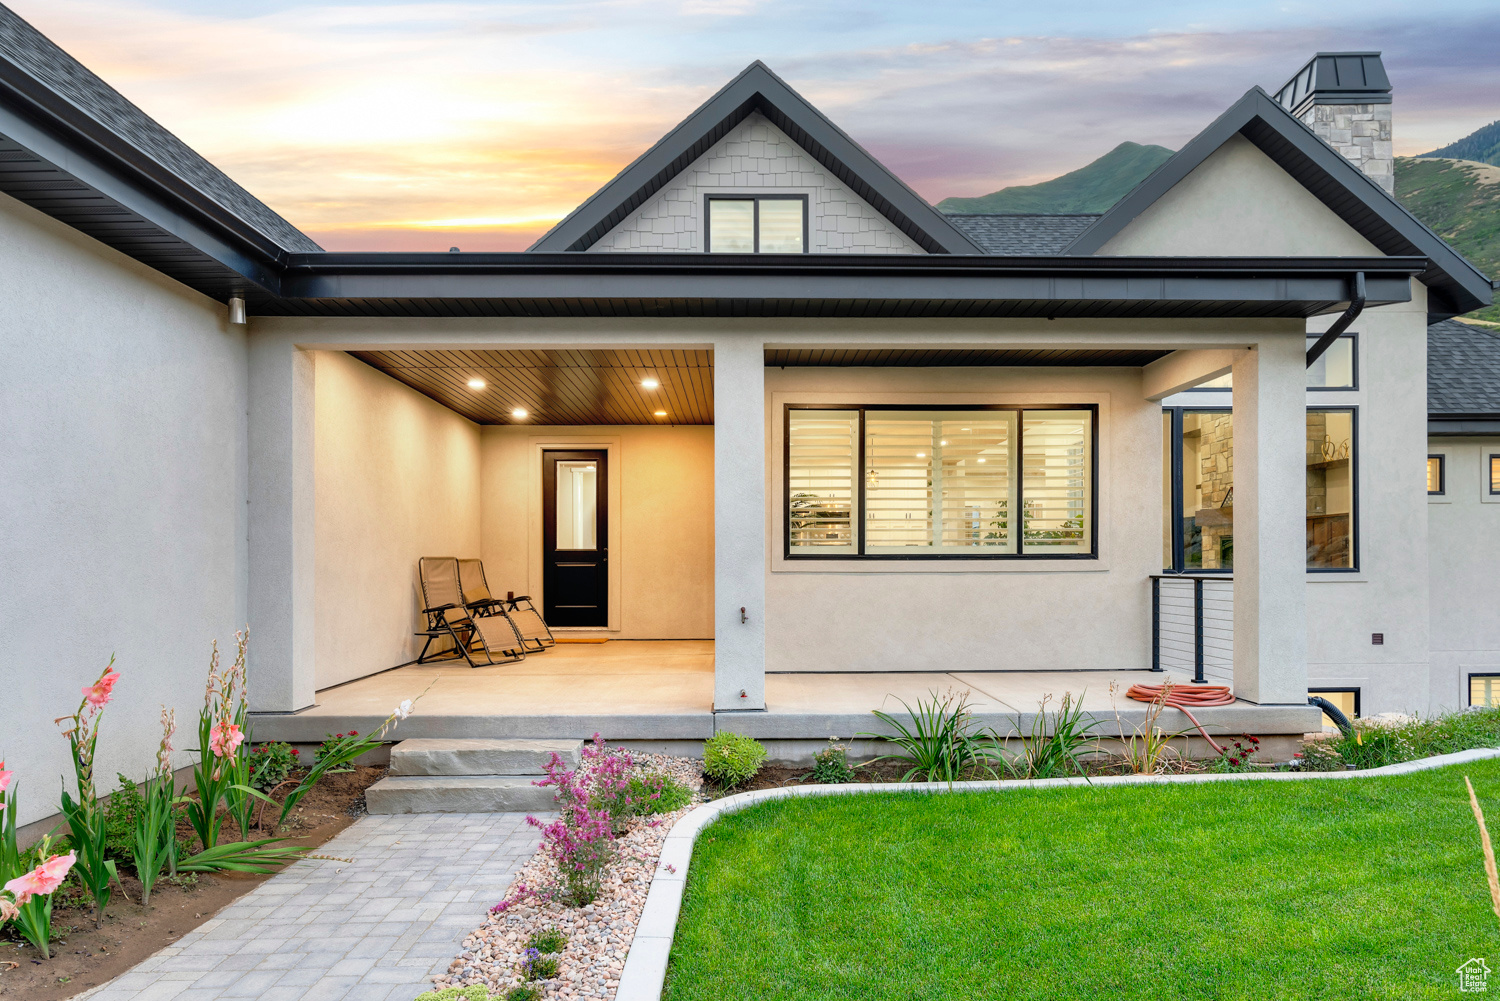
[[0, 58, 286, 293], [1429, 417, 1500, 435], [527, 61, 985, 255], [1063, 87, 1493, 322], [278, 250, 1417, 307]]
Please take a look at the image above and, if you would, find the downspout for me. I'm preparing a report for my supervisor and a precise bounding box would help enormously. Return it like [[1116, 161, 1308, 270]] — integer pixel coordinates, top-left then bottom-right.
[[1306, 271, 1366, 367]]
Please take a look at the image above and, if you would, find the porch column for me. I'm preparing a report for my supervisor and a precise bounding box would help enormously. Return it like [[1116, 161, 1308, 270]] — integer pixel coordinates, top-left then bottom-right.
[[1231, 336, 1307, 703], [713, 337, 766, 710], [247, 331, 316, 712]]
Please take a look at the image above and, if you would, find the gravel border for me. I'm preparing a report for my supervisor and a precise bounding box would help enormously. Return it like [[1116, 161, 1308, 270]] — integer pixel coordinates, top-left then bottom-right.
[[616, 746, 1500, 1001]]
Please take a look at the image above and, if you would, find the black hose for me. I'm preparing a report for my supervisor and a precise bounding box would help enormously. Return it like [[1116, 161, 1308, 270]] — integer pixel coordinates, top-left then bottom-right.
[[1308, 696, 1354, 737]]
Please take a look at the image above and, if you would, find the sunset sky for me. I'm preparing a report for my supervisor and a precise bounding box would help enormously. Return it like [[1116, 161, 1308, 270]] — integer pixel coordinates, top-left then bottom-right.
[[10, 0, 1498, 251]]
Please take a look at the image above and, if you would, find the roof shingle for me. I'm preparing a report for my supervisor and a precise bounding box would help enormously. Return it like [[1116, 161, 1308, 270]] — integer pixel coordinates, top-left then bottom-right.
[[1429, 319, 1500, 416], [0, 4, 320, 252], [943, 213, 1102, 255]]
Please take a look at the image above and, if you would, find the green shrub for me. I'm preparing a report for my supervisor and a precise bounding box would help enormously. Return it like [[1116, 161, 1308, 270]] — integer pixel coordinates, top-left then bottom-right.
[[1207, 735, 1261, 773], [520, 948, 559, 980], [703, 732, 767, 788], [861, 689, 1007, 785], [526, 927, 567, 954], [250, 741, 300, 792], [505, 987, 540, 1001], [1298, 738, 1346, 772], [809, 739, 856, 784], [103, 773, 145, 865], [414, 987, 492, 1001], [628, 772, 692, 813]]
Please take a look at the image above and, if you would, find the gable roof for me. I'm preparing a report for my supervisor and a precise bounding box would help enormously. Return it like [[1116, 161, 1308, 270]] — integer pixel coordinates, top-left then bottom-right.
[[946, 213, 1101, 255], [0, 5, 318, 254], [1064, 86, 1493, 321], [529, 61, 984, 255], [1429, 319, 1500, 419]]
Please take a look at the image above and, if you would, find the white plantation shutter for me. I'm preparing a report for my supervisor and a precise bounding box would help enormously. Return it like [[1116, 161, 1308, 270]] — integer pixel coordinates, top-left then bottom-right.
[[787, 411, 858, 552], [1021, 411, 1091, 553]]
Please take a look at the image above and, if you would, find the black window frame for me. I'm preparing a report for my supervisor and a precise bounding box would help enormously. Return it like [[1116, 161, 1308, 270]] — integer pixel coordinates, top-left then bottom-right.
[[1182, 332, 1358, 392], [704, 194, 810, 254], [1161, 404, 1359, 573], [1308, 687, 1361, 718], [1470, 673, 1500, 707], [783, 403, 1099, 561], [1428, 454, 1446, 496]]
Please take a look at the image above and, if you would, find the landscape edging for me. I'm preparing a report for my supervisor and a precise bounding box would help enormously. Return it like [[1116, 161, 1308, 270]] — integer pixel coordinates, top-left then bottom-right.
[[615, 746, 1500, 1001]]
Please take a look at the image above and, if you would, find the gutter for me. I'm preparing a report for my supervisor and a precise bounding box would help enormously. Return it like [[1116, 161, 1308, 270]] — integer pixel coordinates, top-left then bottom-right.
[[1306, 271, 1364, 367]]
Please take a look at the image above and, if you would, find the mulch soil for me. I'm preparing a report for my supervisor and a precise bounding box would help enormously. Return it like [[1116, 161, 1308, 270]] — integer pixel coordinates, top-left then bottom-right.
[[0, 765, 386, 1000]]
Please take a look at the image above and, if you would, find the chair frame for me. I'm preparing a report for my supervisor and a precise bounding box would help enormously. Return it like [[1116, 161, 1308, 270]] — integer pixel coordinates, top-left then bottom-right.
[[457, 559, 556, 654], [417, 557, 525, 667]]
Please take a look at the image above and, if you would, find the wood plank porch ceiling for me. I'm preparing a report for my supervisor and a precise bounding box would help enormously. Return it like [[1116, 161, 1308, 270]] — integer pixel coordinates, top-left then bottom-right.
[[350, 348, 714, 425], [352, 345, 1174, 425]]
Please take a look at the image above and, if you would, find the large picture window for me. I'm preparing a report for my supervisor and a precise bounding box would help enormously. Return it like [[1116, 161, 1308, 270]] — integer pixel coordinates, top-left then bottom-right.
[[786, 406, 1095, 559], [1161, 407, 1357, 572]]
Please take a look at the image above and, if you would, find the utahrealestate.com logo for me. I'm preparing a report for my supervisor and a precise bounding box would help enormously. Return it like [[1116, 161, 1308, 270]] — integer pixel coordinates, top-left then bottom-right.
[[1460, 958, 1492, 992]]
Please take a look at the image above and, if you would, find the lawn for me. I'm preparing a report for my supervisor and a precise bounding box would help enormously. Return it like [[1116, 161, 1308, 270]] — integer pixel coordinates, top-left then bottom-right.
[[663, 760, 1500, 1000]]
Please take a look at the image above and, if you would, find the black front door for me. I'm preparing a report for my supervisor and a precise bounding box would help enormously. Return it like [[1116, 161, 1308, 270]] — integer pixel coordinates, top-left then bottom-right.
[[542, 450, 608, 627]]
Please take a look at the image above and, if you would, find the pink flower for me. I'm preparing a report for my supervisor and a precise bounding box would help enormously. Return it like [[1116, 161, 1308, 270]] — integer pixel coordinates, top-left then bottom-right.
[[83, 669, 120, 708], [4, 851, 75, 904], [0, 897, 17, 922], [0, 761, 12, 794], [209, 722, 244, 758]]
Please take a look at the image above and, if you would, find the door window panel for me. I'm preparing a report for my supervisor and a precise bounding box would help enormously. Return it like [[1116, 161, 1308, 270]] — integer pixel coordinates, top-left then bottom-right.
[[555, 460, 598, 550]]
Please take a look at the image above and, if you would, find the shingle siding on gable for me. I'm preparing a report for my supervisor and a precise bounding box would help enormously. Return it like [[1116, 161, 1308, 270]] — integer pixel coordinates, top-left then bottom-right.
[[589, 113, 925, 253]]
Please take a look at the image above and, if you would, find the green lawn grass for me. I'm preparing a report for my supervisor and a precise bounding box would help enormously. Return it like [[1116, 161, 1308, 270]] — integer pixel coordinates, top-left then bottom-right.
[[664, 761, 1500, 1000]]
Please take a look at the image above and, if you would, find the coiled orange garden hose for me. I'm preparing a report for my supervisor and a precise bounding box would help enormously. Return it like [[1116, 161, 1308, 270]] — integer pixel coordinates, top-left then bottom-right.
[[1126, 683, 1236, 753]]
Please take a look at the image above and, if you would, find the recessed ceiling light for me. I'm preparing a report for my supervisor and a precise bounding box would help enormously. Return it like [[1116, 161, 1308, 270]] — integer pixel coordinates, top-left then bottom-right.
[[641, 378, 659, 389], [978, 457, 986, 463], [940, 440, 948, 446], [467, 378, 486, 389], [654, 410, 668, 417], [511, 408, 528, 418], [916, 452, 926, 458]]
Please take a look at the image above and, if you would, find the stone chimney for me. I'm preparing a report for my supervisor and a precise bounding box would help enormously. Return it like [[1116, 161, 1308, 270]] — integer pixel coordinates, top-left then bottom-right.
[[1273, 52, 1394, 195]]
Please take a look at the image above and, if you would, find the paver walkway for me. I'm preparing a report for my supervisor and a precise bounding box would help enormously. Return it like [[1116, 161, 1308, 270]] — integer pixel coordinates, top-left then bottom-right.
[[79, 811, 547, 1001]]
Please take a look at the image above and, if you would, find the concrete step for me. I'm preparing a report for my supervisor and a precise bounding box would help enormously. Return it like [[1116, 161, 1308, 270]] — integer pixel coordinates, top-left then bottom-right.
[[365, 775, 559, 815], [388, 738, 582, 776]]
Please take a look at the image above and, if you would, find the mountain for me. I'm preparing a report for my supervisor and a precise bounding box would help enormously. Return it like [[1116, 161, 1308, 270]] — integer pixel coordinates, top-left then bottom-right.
[[1395, 156, 1500, 322], [1417, 120, 1500, 167], [937, 142, 1174, 215]]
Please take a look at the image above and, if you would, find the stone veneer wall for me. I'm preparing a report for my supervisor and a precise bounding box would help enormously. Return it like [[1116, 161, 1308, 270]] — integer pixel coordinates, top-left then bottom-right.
[[590, 112, 925, 253], [1298, 104, 1394, 195]]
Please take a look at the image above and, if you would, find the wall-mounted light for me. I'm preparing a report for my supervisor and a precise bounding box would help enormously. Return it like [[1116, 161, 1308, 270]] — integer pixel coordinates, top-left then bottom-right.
[[467, 378, 486, 389], [641, 378, 659, 389], [511, 408, 528, 419], [228, 297, 246, 325]]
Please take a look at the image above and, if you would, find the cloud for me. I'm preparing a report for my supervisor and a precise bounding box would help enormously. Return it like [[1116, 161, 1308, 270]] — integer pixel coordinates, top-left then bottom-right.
[[7, 0, 1495, 250]]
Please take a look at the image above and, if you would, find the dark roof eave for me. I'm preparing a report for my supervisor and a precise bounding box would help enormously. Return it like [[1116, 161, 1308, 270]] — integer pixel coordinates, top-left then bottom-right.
[[0, 62, 289, 291]]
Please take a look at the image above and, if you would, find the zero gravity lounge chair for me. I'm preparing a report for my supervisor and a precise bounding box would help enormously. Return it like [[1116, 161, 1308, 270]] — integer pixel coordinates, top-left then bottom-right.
[[416, 557, 526, 667], [457, 558, 556, 653]]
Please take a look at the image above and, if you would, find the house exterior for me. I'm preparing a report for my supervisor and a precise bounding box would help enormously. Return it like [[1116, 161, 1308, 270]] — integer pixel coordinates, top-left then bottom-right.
[[1, 5, 1495, 828]]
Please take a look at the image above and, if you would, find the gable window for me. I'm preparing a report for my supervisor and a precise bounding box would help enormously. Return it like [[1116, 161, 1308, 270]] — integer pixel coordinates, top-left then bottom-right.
[[786, 406, 1095, 559], [706, 195, 806, 253], [1428, 455, 1445, 495], [1161, 407, 1357, 571]]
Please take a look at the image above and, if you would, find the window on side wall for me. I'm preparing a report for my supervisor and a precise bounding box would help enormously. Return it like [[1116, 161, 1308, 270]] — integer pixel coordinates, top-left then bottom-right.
[[785, 406, 1095, 559], [1308, 688, 1359, 727], [706, 195, 807, 253], [1428, 455, 1445, 495], [1471, 675, 1500, 708], [1160, 407, 1357, 571], [1491, 454, 1500, 495]]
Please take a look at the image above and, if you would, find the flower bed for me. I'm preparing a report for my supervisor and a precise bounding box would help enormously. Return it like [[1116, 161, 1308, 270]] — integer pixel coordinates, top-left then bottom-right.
[[433, 751, 703, 1000]]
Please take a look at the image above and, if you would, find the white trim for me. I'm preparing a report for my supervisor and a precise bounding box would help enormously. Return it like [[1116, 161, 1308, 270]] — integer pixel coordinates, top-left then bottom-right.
[[617, 746, 1500, 1000]]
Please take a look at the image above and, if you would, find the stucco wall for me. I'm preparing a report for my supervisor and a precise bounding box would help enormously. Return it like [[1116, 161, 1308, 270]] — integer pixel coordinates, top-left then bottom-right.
[[313, 351, 483, 687], [0, 192, 245, 826], [1428, 436, 1500, 711], [1161, 286, 1433, 714], [479, 425, 714, 638], [590, 112, 925, 254], [1098, 133, 1382, 257], [765, 365, 1160, 672]]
